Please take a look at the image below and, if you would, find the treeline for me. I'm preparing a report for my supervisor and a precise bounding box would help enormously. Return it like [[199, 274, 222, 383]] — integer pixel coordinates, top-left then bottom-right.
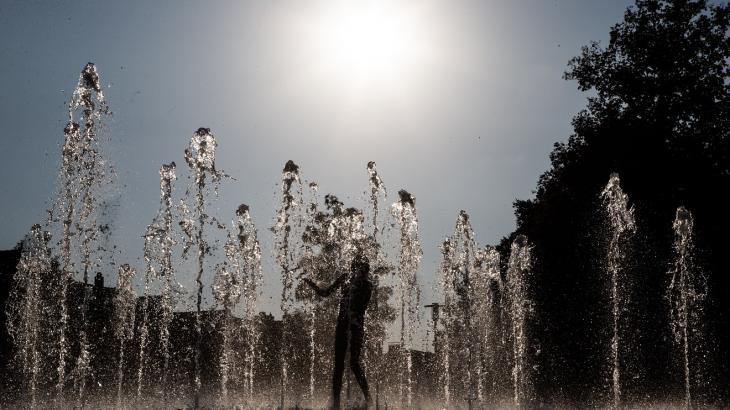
[[498, 0, 730, 405]]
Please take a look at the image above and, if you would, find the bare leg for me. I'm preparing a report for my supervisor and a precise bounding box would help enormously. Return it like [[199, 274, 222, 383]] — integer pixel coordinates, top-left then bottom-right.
[[349, 325, 370, 404], [332, 319, 348, 409]]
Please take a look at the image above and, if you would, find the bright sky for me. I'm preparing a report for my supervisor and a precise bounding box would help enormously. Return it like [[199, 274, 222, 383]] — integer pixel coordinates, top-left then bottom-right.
[[0, 0, 633, 320]]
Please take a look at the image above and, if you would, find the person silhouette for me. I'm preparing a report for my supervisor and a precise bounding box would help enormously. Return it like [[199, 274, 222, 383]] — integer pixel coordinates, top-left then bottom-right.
[[302, 252, 373, 409]]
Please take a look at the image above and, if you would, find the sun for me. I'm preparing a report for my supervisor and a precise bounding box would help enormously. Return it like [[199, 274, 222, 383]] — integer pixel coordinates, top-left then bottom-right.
[[311, 2, 423, 86]]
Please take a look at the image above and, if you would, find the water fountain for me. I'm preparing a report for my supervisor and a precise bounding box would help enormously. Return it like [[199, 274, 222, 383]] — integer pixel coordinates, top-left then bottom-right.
[[212, 204, 263, 401], [134, 161, 178, 403], [438, 211, 477, 406], [274, 160, 303, 409], [601, 173, 635, 409], [113, 264, 136, 408], [302, 181, 320, 407], [4, 63, 726, 409], [506, 234, 532, 408], [237, 206, 265, 402], [44, 62, 115, 406], [136, 239, 153, 401], [437, 211, 504, 408], [3, 63, 116, 408], [390, 190, 422, 408], [367, 161, 386, 239], [181, 127, 224, 407], [6, 224, 52, 408], [472, 245, 502, 403], [667, 206, 706, 408], [154, 162, 177, 397], [437, 237, 456, 407], [364, 161, 390, 409]]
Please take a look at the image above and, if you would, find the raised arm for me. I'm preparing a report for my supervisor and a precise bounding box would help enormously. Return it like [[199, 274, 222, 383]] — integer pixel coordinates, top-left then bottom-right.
[[304, 272, 347, 297]]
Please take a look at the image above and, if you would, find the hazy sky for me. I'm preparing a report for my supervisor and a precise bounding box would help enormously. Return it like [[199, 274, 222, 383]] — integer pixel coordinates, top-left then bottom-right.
[[0, 0, 633, 316]]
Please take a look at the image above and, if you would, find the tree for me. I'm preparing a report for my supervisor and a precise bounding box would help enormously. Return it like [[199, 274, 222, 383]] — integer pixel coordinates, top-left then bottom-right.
[[506, 0, 730, 405]]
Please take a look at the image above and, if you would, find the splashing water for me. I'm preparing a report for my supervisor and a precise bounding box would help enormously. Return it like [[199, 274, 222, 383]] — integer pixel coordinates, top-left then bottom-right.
[[136, 267, 152, 400], [51, 63, 114, 404], [506, 234, 532, 408], [439, 211, 477, 405], [6, 225, 52, 408], [473, 245, 502, 402], [364, 161, 389, 408], [5, 62, 114, 408], [113, 264, 136, 408], [601, 173, 635, 409], [438, 210, 504, 407], [438, 237, 455, 407], [11, 64, 727, 409], [303, 181, 320, 406], [236, 205, 264, 402], [157, 162, 177, 398], [182, 127, 223, 407], [213, 204, 263, 400], [137, 161, 178, 401], [274, 160, 303, 409], [667, 207, 706, 409], [367, 161, 386, 238], [391, 189, 422, 408]]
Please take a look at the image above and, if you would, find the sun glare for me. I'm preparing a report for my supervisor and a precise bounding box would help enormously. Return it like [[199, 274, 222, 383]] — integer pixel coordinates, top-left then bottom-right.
[[312, 2, 422, 86]]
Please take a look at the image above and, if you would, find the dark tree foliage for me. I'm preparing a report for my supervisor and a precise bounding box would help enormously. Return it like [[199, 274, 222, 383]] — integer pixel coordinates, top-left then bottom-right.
[[503, 0, 730, 405]]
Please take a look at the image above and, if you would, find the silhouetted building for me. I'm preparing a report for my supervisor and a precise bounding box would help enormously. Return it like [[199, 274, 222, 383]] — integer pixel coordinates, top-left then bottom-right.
[[0, 248, 21, 397], [0, 247, 288, 402], [381, 343, 438, 403]]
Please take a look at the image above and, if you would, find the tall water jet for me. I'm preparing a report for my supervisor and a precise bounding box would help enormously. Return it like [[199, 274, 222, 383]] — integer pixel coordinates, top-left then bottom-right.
[[274, 160, 302, 408], [472, 245, 502, 402], [138, 161, 177, 400], [237, 205, 264, 402], [601, 173, 635, 409], [390, 190, 422, 408], [52, 62, 114, 403], [438, 238, 455, 407], [438, 211, 503, 406], [136, 253, 152, 400], [303, 181, 320, 406], [182, 127, 223, 407], [367, 161, 386, 238], [158, 162, 177, 397], [365, 161, 388, 408], [438, 211, 477, 406], [506, 234, 532, 408], [56, 120, 79, 402], [113, 264, 137, 408], [6, 225, 52, 408], [667, 207, 706, 408], [213, 204, 263, 400]]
